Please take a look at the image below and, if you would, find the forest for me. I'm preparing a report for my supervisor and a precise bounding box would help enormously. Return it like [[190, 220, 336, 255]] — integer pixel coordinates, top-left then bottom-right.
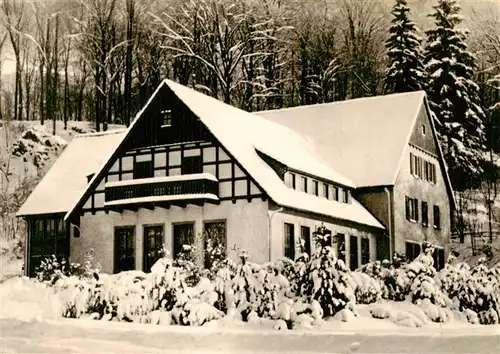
[[0, 0, 499, 239]]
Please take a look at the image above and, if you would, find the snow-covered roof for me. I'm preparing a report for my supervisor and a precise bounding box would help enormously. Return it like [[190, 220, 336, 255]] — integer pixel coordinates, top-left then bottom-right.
[[63, 80, 383, 229], [17, 130, 127, 217], [258, 91, 427, 188], [165, 80, 382, 229]]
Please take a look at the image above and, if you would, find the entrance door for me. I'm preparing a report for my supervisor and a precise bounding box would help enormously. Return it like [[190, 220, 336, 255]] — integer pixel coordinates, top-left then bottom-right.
[[173, 223, 194, 259], [143, 225, 164, 272], [114, 227, 135, 273]]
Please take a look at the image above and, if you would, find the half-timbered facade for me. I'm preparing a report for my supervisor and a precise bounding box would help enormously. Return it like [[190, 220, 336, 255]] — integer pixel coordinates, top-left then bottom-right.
[[19, 80, 452, 277]]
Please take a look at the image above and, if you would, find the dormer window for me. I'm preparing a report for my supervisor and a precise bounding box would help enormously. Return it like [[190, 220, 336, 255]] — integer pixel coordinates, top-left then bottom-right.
[[290, 173, 296, 189], [324, 183, 329, 199], [161, 109, 172, 127], [343, 189, 350, 203], [313, 180, 319, 196], [301, 177, 307, 193]]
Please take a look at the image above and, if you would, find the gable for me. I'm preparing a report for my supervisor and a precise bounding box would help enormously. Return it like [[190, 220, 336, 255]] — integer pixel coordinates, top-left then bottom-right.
[[409, 103, 438, 155], [124, 85, 212, 149]]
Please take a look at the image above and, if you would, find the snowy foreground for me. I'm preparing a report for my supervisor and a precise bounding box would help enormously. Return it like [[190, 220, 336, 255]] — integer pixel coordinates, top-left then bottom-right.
[[1, 277, 499, 354]]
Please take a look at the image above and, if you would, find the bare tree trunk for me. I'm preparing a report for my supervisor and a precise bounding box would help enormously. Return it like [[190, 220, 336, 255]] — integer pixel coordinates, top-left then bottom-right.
[[124, 0, 134, 127], [53, 14, 59, 136], [64, 38, 70, 130]]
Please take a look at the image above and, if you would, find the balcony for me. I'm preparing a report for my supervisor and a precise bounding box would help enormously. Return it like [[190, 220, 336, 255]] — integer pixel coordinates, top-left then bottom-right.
[[104, 173, 219, 212]]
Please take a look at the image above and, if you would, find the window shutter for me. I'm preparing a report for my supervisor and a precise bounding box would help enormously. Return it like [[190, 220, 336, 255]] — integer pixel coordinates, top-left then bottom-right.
[[410, 153, 414, 174], [405, 196, 410, 220], [415, 199, 419, 222]]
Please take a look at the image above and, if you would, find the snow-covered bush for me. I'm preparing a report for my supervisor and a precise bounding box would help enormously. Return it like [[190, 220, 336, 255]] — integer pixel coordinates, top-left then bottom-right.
[[171, 278, 223, 326], [211, 250, 294, 323], [408, 243, 448, 307], [173, 244, 201, 286], [350, 271, 383, 304], [37, 250, 101, 284], [296, 226, 356, 317], [438, 259, 500, 324]]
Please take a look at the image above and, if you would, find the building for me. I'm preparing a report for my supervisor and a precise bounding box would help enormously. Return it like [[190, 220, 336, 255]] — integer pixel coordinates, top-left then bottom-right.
[[17, 80, 454, 276]]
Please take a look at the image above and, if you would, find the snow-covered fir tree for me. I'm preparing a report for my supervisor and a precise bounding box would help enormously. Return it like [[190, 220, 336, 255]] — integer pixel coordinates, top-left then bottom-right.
[[424, 0, 486, 190], [384, 0, 427, 93]]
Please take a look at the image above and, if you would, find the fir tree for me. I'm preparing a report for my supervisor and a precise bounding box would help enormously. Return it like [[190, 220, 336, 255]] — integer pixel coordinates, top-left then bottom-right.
[[424, 0, 486, 190], [385, 0, 427, 93]]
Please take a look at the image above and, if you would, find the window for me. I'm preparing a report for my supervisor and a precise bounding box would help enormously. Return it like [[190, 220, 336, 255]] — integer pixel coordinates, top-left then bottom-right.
[[433, 205, 440, 229], [422, 124, 426, 135], [405, 241, 421, 261], [350, 235, 358, 270], [284, 223, 295, 259], [134, 160, 153, 179], [405, 196, 419, 222], [422, 201, 428, 227], [204, 220, 227, 268], [301, 177, 308, 193], [337, 233, 346, 262], [361, 237, 370, 265], [300, 226, 311, 256], [182, 156, 202, 175], [290, 173, 296, 189], [323, 183, 329, 199], [143, 225, 164, 272], [313, 180, 319, 196], [173, 223, 195, 259], [161, 109, 172, 127], [433, 247, 445, 271], [114, 227, 135, 273], [333, 186, 339, 201], [343, 189, 350, 203]]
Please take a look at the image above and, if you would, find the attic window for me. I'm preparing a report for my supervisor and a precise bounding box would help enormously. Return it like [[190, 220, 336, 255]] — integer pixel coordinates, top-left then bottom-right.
[[422, 124, 426, 135], [161, 109, 172, 127]]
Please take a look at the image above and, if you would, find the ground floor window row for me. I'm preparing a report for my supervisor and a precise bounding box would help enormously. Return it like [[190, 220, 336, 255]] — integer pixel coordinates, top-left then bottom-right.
[[114, 220, 227, 273], [405, 240, 445, 270], [283, 223, 371, 271]]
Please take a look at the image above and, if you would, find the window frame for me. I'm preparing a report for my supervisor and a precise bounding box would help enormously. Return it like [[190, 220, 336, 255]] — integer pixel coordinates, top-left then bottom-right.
[[181, 155, 203, 175], [422, 201, 428, 227], [114, 226, 136, 273], [300, 225, 311, 256], [161, 109, 172, 128], [361, 237, 370, 265], [301, 177, 308, 193], [405, 196, 419, 222], [203, 219, 227, 268], [143, 224, 164, 272], [133, 159, 154, 179], [405, 241, 421, 261], [433, 205, 441, 230], [290, 173, 296, 189], [284, 223, 295, 260], [172, 222, 195, 259]]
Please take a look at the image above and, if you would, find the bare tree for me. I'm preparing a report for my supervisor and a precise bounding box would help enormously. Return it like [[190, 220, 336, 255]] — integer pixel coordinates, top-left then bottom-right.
[[153, 0, 260, 104], [1, 0, 28, 121]]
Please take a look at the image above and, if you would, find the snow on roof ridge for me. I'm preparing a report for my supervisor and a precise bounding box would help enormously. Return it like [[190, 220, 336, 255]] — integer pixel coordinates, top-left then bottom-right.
[[257, 90, 426, 115], [75, 129, 128, 138]]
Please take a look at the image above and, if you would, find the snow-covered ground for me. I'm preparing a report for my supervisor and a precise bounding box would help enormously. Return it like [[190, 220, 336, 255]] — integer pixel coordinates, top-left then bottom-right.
[[0, 276, 499, 354]]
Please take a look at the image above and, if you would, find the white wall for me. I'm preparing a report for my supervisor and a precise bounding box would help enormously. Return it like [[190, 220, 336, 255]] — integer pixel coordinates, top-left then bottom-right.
[[71, 199, 269, 273]]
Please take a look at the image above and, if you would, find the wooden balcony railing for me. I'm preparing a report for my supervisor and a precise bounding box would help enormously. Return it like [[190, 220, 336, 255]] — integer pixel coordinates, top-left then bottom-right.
[[104, 173, 219, 204]]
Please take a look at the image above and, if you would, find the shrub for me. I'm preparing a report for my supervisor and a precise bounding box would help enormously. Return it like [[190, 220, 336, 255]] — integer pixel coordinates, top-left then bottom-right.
[[295, 226, 356, 317]]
